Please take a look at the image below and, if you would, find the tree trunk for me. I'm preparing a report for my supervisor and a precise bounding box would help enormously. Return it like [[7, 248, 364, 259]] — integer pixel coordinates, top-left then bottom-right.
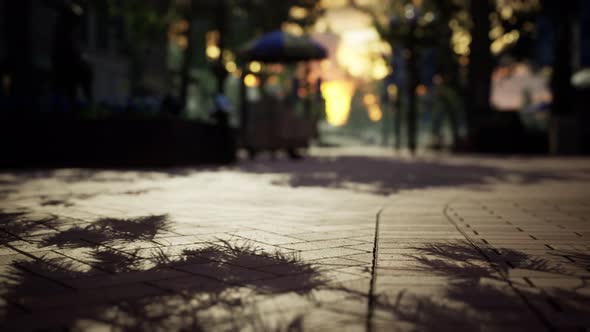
[[550, 6, 574, 116], [4, 0, 36, 109], [179, 15, 193, 110], [467, 0, 493, 134], [214, 1, 227, 95]]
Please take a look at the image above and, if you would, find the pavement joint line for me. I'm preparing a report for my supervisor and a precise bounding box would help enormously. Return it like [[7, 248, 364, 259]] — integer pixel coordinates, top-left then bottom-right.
[[442, 199, 555, 331], [365, 207, 383, 332], [4, 242, 77, 291], [214, 233, 303, 247], [245, 228, 314, 242]]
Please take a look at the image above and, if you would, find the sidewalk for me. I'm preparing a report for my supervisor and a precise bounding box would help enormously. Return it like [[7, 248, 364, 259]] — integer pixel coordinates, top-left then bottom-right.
[[0, 147, 589, 331]]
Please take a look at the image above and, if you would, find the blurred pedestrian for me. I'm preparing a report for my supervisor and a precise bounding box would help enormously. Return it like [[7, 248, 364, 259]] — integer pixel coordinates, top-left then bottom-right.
[[210, 94, 235, 127], [430, 74, 461, 150]]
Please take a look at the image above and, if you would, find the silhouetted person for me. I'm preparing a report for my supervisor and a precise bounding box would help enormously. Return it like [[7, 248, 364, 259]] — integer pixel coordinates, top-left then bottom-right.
[[431, 74, 461, 150], [51, 1, 92, 106]]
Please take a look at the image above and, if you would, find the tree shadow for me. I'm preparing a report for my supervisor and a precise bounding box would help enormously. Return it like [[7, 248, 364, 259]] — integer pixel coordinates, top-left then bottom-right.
[[238, 156, 588, 195], [0, 189, 16, 200], [406, 242, 569, 278], [371, 241, 590, 331], [0, 167, 201, 187], [5, 155, 586, 197], [549, 250, 590, 273], [0, 212, 326, 331], [31, 189, 162, 208], [40, 199, 75, 207], [41, 214, 171, 249], [0, 170, 163, 208], [0, 210, 60, 245]]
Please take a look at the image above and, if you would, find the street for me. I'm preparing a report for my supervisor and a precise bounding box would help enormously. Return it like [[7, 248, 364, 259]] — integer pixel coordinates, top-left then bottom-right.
[[1, 147, 590, 331]]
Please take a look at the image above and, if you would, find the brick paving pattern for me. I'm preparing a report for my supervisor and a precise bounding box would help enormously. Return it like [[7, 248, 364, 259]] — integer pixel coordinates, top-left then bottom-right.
[[0, 147, 589, 331]]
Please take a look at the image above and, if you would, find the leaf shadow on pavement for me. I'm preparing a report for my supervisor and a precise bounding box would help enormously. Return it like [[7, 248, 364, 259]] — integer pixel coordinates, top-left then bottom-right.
[[549, 250, 590, 273], [238, 156, 589, 195], [0, 212, 327, 331], [41, 215, 172, 249], [0, 211, 60, 246], [0, 169, 168, 186], [0, 169, 176, 206], [0, 189, 16, 200], [367, 241, 590, 331]]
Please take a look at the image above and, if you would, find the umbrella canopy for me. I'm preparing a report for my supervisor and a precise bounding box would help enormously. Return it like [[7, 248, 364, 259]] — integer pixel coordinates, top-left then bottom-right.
[[239, 30, 327, 63]]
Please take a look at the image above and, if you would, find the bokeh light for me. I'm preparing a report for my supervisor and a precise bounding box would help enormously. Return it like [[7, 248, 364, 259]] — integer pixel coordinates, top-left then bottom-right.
[[321, 80, 355, 127]]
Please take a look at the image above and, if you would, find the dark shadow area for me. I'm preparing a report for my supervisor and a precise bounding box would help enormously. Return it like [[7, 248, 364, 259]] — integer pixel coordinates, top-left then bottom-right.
[[41, 215, 171, 249], [38, 189, 161, 205], [550, 250, 590, 272], [0, 167, 204, 189], [0, 211, 325, 331], [40, 199, 75, 207], [5, 153, 586, 198], [0, 169, 174, 186], [0, 189, 16, 200], [407, 242, 569, 277], [239, 155, 590, 194], [370, 241, 590, 331], [0, 172, 164, 208], [0, 116, 237, 168], [0, 210, 60, 245]]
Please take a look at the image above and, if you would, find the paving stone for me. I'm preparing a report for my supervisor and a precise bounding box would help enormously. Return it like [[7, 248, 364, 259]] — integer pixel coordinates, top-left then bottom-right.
[[296, 247, 367, 261], [281, 239, 367, 251], [175, 262, 275, 282]]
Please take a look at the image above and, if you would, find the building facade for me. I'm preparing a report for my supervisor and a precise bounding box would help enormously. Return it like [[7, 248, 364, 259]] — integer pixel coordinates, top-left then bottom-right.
[[0, 0, 168, 111]]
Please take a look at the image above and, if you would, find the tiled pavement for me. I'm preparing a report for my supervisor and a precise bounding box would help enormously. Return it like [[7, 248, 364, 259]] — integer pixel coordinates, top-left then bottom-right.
[[0, 147, 589, 331]]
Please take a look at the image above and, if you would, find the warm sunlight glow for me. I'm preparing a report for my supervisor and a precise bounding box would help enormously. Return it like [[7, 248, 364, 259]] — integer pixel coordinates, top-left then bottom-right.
[[416, 84, 428, 97], [336, 27, 391, 81], [451, 28, 471, 56], [372, 58, 389, 80], [282, 22, 304, 36], [320, 0, 348, 9], [225, 61, 237, 73], [206, 46, 221, 60], [249, 61, 262, 73], [321, 80, 355, 127], [387, 84, 399, 99], [363, 94, 377, 105], [205, 30, 220, 59], [289, 6, 309, 20], [368, 104, 383, 122], [169, 20, 190, 50], [244, 74, 260, 88], [363, 93, 383, 122], [491, 30, 520, 55]]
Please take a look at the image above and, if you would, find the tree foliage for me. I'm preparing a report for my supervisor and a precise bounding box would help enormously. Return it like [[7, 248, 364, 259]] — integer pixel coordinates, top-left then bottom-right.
[[106, 0, 176, 46]]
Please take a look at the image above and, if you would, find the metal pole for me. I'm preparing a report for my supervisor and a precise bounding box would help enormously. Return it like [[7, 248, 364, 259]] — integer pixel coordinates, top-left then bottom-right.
[[240, 68, 249, 140], [215, 0, 227, 95], [394, 97, 402, 150], [179, 1, 193, 109], [407, 23, 418, 154]]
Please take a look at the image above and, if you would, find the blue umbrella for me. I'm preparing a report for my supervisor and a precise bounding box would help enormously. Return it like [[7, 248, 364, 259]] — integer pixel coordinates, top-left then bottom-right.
[[239, 30, 327, 63]]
